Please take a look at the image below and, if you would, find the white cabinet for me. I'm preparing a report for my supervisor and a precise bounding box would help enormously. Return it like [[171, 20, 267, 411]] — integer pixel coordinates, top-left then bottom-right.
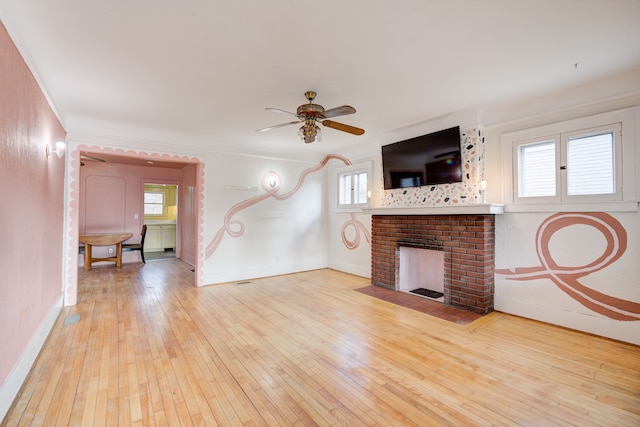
[[161, 226, 176, 250], [145, 227, 162, 251], [144, 224, 176, 252]]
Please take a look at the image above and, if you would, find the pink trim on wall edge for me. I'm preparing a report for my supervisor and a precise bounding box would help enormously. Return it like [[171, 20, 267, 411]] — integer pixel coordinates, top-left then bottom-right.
[[64, 145, 206, 305]]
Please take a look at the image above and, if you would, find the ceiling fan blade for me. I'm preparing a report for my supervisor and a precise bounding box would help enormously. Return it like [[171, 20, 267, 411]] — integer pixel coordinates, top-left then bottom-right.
[[256, 120, 302, 133], [265, 107, 298, 117], [322, 105, 356, 119], [80, 154, 106, 162], [321, 120, 365, 136]]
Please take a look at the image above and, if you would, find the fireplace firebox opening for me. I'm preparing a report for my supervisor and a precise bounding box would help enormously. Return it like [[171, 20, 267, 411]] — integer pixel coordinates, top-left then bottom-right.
[[371, 214, 495, 315], [397, 246, 445, 302]]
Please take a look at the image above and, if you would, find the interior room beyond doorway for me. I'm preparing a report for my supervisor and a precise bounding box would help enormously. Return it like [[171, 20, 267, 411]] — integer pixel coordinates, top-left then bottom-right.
[[143, 183, 178, 260]]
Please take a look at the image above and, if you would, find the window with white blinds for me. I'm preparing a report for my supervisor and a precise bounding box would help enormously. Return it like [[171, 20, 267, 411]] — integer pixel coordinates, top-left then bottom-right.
[[513, 122, 622, 204], [564, 127, 616, 196], [517, 139, 557, 198]]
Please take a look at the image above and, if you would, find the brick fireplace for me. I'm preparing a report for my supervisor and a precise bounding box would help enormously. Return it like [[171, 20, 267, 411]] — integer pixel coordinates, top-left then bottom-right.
[[370, 212, 496, 314]]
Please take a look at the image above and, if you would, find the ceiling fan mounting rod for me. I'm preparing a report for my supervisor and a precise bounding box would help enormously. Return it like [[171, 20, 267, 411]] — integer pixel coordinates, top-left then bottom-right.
[[304, 91, 316, 102]]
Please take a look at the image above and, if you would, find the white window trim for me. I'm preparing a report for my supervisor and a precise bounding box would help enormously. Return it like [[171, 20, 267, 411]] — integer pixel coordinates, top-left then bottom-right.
[[335, 161, 372, 212], [502, 107, 639, 213]]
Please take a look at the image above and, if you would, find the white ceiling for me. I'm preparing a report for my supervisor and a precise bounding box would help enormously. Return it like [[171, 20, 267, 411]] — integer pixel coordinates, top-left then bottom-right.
[[2, 0, 640, 161]]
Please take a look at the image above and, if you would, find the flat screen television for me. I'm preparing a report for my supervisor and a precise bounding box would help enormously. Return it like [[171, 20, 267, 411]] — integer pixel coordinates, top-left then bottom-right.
[[382, 126, 462, 190]]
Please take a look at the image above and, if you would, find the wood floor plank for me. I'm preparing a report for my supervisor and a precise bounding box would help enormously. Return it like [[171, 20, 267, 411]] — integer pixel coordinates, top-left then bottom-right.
[[2, 261, 639, 426]]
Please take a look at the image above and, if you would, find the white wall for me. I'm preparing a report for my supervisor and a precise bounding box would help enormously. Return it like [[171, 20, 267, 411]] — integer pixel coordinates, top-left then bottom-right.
[[65, 90, 640, 345], [201, 152, 330, 285], [63, 135, 337, 288], [494, 211, 640, 344], [326, 154, 374, 278], [329, 88, 640, 345], [485, 94, 640, 345]]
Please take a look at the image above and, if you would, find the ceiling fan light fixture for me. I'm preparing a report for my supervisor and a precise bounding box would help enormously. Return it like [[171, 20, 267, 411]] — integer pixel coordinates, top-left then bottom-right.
[[299, 121, 322, 143]]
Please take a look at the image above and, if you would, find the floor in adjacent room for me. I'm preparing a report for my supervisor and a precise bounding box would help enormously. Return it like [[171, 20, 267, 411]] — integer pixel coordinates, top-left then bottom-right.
[[144, 249, 176, 261]]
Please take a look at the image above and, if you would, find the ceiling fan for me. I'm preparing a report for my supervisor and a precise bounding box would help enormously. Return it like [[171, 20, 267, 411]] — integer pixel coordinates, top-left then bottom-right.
[[256, 91, 365, 143], [80, 153, 106, 166]]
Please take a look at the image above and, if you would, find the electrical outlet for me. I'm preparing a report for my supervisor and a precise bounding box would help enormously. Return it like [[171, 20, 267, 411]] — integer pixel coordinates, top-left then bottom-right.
[[108, 248, 114, 255]]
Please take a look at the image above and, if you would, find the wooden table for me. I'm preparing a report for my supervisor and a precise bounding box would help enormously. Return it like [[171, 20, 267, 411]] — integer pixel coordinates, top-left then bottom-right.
[[79, 233, 133, 270]]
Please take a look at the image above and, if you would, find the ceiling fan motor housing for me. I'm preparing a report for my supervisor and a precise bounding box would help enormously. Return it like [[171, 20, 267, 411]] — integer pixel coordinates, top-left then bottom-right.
[[297, 103, 324, 118]]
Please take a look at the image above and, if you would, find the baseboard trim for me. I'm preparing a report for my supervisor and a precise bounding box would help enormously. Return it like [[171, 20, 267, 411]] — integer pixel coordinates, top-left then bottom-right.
[[0, 295, 63, 422]]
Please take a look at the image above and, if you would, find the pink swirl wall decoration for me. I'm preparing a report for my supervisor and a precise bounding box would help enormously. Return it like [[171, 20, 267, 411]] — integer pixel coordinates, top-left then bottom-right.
[[496, 212, 639, 321], [341, 214, 371, 250], [205, 154, 371, 259]]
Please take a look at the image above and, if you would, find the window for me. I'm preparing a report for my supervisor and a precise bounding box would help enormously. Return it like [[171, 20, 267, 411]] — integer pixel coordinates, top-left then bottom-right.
[[516, 138, 558, 198], [144, 192, 165, 215], [339, 171, 368, 205], [502, 107, 638, 211], [513, 124, 620, 204], [336, 162, 371, 209], [564, 127, 616, 196]]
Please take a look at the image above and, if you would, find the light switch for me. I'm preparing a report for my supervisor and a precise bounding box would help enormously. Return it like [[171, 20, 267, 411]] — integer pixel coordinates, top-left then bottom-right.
[[134, 213, 139, 219]]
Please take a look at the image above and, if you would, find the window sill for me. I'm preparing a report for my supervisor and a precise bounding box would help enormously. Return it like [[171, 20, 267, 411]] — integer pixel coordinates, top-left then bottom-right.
[[505, 202, 638, 213], [335, 207, 366, 213]]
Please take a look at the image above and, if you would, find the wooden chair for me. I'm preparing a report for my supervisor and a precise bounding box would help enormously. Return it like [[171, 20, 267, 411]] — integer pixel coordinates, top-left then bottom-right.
[[122, 224, 147, 263]]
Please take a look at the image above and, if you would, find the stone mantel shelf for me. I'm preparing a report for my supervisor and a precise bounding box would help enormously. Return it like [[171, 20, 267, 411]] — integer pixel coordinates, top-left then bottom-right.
[[362, 203, 505, 216]]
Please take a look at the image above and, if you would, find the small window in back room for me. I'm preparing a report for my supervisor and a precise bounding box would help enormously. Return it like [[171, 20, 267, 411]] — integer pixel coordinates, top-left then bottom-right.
[[144, 191, 165, 216]]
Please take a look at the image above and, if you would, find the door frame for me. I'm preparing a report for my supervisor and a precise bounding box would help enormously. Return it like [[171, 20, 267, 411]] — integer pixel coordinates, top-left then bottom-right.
[[62, 144, 205, 305]]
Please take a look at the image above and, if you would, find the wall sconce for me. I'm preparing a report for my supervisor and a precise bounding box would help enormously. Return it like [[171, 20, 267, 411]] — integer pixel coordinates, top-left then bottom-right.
[[46, 141, 66, 158], [479, 180, 487, 204], [261, 171, 281, 191]]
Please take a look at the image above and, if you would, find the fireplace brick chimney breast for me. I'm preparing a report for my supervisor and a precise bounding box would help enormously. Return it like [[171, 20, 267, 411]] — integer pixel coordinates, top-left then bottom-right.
[[371, 214, 495, 314]]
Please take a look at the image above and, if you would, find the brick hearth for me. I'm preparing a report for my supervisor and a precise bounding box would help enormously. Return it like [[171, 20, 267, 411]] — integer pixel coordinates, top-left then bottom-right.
[[371, 214, 495, 314]]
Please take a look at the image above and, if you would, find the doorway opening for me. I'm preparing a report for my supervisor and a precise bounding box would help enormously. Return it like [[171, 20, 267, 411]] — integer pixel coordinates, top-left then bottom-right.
[[143, 183, 178, 261], [64, 145, 205, 306]]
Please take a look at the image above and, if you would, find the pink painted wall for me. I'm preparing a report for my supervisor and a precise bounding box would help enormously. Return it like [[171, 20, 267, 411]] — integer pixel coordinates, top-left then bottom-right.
[[79, 161, 183, 260], [0, 21, 66, 385], [179, 163, 199, 267]]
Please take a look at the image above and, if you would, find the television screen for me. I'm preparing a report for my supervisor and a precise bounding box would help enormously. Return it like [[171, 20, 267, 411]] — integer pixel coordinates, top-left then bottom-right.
[[382, 126, 462, 190]]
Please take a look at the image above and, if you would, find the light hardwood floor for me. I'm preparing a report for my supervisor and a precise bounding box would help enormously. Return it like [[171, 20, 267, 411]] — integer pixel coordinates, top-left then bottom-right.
[[3, 260, 640, 426]]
